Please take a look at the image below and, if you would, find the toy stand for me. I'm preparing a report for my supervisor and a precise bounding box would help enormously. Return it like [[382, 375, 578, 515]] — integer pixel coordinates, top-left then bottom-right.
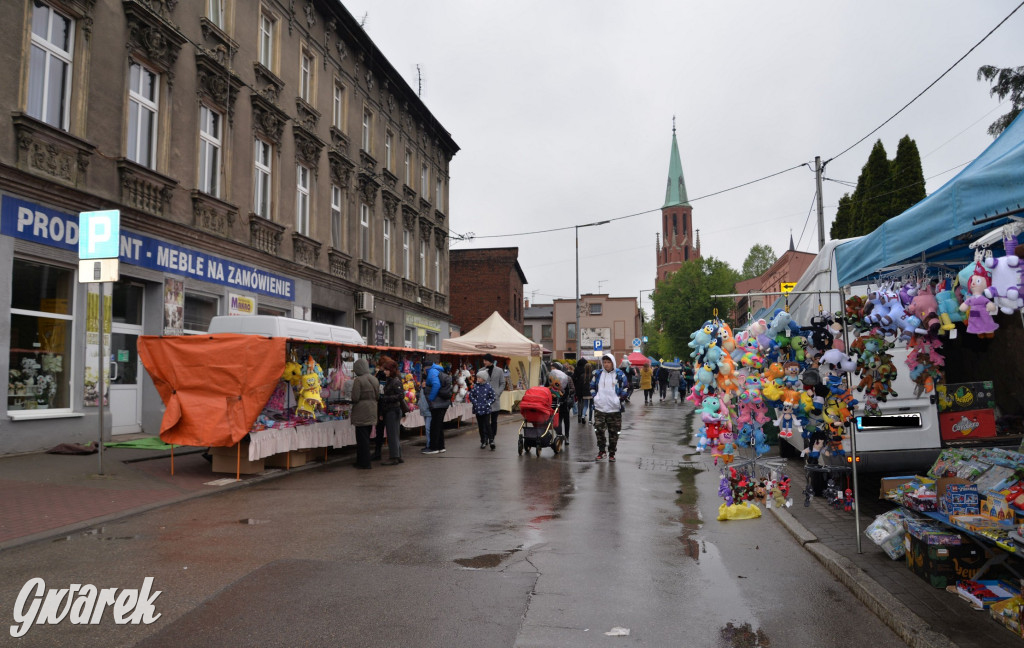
[[729, 444, 787, 477], [803, 461, 853, 507]]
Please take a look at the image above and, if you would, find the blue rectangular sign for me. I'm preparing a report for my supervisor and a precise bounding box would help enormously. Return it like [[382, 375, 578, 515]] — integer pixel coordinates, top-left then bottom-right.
[[79, 210, 120, 259], [2, 195, 295, 301]]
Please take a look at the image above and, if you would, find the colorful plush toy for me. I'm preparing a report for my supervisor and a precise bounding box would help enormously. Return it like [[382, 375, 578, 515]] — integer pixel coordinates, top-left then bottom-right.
[[983, 253, 1024, 314], [282, 360, 304, 388], [775, 396, 802, 439], [960, 263, 999, 337], [402, 373, 418, 412], [907, 282, 942, 337], [935, 287, 963, 331], [296, 371, 325, 417]]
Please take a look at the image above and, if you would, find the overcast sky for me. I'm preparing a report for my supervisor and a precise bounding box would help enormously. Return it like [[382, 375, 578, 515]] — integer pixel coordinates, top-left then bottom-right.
[[343, 0, 1022, 316]]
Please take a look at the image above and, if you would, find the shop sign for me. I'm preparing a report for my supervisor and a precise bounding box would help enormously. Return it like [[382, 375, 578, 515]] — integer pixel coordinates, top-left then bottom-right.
[[228, 293, 255, 316], [2, 196, 294, 301], [406, 313, 440, 331]]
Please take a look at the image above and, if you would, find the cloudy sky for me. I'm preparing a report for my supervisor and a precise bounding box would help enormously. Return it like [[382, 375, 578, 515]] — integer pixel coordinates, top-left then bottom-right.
[[343, 0, 1022, 316]]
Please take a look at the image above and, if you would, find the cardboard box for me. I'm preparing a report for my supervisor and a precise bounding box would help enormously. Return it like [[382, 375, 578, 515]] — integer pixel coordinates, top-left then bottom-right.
[[937, 381, 996, 413], [939, 408, 997, 442], [990, 596, 1024, 638], [942, 483, 980, 516], [905, 533, 989, 588], [210, 442, 265, 475], [956, 580, 1020, 609], [265, 450, 309, 469], [880, 475, 917, 500], [981, 492, 1015, 523]]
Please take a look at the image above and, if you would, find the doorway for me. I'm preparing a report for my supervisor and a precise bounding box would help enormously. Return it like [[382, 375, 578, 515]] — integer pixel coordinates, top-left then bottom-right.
[[110, 281, 144, 436]]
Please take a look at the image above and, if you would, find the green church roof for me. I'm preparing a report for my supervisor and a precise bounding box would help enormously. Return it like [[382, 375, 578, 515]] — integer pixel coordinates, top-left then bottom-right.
[[663, 123, 690, 208]]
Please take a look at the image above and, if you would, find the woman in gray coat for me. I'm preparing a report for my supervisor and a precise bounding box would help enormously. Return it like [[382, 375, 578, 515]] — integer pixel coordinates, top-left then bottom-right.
[[350, 358, 380, 469], [482, 354, 505, 439]]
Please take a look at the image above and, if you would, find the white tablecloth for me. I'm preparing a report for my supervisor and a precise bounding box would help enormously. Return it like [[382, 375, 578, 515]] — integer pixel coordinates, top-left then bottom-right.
[[248, 420, 356, 460], [500, 390, 525, 412], [400, 401, 473, 428]]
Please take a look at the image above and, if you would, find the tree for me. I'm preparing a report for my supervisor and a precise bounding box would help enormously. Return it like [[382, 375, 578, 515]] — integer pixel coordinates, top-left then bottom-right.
[[978, 65, 1024, 137], [890, 135, 926, 215], [740, 244, 777, 280], [650, 256, 740, 359], [853, 140, 895, 234], [830, 193, 854, 240]]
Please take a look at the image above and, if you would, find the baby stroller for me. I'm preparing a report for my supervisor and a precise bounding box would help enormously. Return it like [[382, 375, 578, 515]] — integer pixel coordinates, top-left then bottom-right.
[[517, 386, 564, 456]]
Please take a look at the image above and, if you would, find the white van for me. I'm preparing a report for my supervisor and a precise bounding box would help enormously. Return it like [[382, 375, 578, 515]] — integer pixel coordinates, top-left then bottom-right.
[[780, 240, 942, 473], [207, 315, 365, 345]]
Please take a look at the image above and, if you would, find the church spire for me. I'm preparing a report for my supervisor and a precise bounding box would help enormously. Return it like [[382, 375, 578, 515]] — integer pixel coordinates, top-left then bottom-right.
[[789, 229, 795, 251], [663, 119, 690, 208]]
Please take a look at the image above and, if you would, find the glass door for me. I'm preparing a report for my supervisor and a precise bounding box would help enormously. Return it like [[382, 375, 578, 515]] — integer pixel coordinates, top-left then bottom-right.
[[110, 282, 144, 435]]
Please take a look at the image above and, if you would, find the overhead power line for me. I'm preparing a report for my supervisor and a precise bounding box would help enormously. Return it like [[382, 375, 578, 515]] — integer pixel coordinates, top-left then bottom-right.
[[824, 1, 1024, 167]]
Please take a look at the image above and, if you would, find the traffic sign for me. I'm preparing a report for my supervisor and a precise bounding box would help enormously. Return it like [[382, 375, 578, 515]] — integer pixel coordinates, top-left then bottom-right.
[[593, 340, 603, 351], [78, 258, 119, 283], [79, 210, 120, 259], [642, 336, 648, 343], [631, 338, 641, 347], [780, 282, 797, 294]]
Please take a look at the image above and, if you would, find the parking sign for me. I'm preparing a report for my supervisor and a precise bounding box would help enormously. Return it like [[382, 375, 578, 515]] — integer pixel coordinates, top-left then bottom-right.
[[594, 340, 603, 351], [78, 210, 120, 259]]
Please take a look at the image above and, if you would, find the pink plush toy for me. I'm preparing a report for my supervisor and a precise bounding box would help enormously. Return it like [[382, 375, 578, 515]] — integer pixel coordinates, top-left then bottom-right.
[[908, 282, 942, 337]]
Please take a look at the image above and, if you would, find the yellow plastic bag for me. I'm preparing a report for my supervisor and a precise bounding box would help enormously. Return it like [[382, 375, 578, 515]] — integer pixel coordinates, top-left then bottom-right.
[[717, 501, 762, 521]]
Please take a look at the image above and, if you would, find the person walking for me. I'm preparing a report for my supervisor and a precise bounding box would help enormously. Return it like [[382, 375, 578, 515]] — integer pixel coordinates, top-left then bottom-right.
[[349, 358, 380, 469], [371, 356, 393, 461], [549, 364, 575, 441], [422, 361, 451, 454], [379, 358, 405, 465], [590, 352, 628, 462], [468, 369, 497, 449], [620, 359, 635, 404], [657, 365, 669, 401], [574, 359, 593, 425], [482, 353, 506, 443], [668, 366, 680, 403], [417, 368, 432, 450], [639, 364, 654, 404]]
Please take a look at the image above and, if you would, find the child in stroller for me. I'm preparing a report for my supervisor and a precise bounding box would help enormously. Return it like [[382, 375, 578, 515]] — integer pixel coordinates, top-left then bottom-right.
[[517, 385, 565, 456]]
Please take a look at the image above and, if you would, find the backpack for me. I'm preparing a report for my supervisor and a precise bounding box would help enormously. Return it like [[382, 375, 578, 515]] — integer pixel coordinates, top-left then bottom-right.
[[436, 371, 453, 401]]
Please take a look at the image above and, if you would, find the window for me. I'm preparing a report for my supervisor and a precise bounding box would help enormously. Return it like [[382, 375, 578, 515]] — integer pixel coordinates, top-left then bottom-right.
[[589, 303, 603, 315], [359, 203, 370, 260], [541, 324, 553, 340], [258, 305, 287, 317], [207, 0, 225, 28], [360, 317, 371, 341], [259, 12, 275, 69], [567, 322, 577, 341], [404, 150, 411, 186], [436, 177, 443, 210], [523, 324, 533, 339], [126, 62, 159, 168], [332, 82, 344, 129], [299, 49, 313, 103], [385, 130, 393, 171], [433, 251, 439, 290], [296, 164, 310, 235], [421, 164, 429, 196], [27, 2, 74, 130], [184, 293, 219, 334], [419, 245, 426, 285], [198, 106, 222, 196], [425, 331, 438, 350], [331, 184, 342, 248], [402, 229, 410, 279], [9, 260, 73, 411], [384, 322, 394, 346], [404, 326, 415, 348], [253, 139, 272, 218], [361, 109, 372, 152], [382, 218, 392, 272]]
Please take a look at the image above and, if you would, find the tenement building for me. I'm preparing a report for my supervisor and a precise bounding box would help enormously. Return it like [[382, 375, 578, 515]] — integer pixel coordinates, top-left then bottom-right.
[[0, 0, 458, 453]]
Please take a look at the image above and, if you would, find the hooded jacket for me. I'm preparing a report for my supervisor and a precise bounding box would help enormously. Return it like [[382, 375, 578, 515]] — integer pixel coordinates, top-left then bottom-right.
[[590, 352, 628, 413], [425, 363, 450, 409], [349, 358, 380, 426]]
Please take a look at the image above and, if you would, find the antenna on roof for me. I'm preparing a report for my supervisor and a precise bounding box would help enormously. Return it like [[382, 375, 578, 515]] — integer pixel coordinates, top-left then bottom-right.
[[416, 64, 423, 97], [359, 12, 368, 27]]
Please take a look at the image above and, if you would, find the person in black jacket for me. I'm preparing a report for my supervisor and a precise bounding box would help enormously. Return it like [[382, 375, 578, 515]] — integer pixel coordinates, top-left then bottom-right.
[[379, 358, 405, 465], [371, 355, 394, 461]]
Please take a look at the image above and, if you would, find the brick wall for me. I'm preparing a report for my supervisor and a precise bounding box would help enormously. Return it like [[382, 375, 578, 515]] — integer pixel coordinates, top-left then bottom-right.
[[449, 248, 525, 333]]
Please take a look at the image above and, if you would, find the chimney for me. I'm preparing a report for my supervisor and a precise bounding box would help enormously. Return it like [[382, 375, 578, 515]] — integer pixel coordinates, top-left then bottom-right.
[[524, 299, 530, 309]]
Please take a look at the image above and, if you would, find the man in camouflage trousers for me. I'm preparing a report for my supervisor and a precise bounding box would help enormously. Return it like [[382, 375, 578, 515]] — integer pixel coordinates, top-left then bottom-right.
[[590, 352, 629, 462]]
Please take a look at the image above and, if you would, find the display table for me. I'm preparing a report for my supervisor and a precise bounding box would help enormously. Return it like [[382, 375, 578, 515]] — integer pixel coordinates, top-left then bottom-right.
[[401, 402, 473, 429], [248, 420, 356, 460], [500, 390, 525, 412]]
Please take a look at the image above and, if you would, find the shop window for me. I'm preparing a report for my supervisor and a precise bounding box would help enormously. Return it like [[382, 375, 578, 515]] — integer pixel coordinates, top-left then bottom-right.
[[27, 2, 74, 130], [183, 293, 218, 334], [9, 260, 73, 411], [425, 331, 438, 350], [111, 282, 143, 325], [258, 305, 287, 317]]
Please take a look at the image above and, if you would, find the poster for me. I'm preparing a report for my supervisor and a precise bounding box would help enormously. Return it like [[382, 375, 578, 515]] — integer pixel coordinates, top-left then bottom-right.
[[84, 284, 112, 407], [163, 277, 184, 335]]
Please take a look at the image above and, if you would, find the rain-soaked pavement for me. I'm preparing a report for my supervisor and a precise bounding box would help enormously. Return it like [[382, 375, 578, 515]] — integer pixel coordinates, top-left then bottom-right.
[[0, 401, 904, 647]]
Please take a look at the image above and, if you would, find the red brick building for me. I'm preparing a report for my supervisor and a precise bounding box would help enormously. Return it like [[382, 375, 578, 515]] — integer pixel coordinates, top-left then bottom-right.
[[656, 122, 700, 286], [449, 247, 528, 333], [732, 238, 816, 324]]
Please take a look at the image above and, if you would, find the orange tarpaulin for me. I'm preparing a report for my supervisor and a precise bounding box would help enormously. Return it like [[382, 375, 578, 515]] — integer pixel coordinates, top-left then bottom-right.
[[137, 335, 286, 448]]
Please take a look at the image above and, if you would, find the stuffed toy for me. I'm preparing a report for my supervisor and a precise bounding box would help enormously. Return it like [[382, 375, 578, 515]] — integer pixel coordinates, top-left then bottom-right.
[[862, 290, 896, 329], [304, 355, 327, 386], [907, 282, 943, 337], [699, 395, 727, 438], [820, 348, 857, 375], [781, 361, 802, 390], [455, 368, 472, 402], [842, 295, 866, 329], [753, 426, 771, 456], [960, 263, 999, 337], [934, 288, 963, 332], [694, 362, 717, 395], [983, 253, 1024, 314], [296, 371, 325, 417], [801, 430, 828, 465], [719, 430, 736, 465], [688, 321, 717, 360], [898, 282, 918, 306], [402, 373, 418, 412], [718, 474, 734, 505], [775, 397, 802, 439], [282, 361, 304, 388], [803, 315, 835, 353]]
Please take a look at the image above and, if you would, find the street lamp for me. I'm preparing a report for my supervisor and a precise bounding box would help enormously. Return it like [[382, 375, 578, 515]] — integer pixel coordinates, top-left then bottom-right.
[[576, 220, 610, 361], [639, 288, 655, 353]]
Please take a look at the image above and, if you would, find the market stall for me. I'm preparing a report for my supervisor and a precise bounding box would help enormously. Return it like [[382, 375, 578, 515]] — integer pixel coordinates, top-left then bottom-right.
[[441, 311, 542, 411]]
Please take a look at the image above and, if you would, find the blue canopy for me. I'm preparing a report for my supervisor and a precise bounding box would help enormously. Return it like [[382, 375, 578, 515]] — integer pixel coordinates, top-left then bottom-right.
[[648, 357, 660, 366], [835, 113, 1024, 286], [661, 361, 681, 370]]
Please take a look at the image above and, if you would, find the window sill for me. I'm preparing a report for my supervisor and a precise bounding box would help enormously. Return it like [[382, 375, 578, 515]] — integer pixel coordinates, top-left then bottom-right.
[[8, 410, 85, 421]]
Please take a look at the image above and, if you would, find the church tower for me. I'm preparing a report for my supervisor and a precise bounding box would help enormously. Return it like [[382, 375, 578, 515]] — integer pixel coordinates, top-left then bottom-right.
[[655, 120, 699, 286]]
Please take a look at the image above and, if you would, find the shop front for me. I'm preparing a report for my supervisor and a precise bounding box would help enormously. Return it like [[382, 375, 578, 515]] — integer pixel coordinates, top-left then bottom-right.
[[0, 193, 307, 455], [405, 312, 444, 351]]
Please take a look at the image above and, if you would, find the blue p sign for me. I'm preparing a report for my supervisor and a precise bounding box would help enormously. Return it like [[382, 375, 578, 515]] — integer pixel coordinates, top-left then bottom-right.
[[594, 340, 603, 351], [78, 210, 120, 259]]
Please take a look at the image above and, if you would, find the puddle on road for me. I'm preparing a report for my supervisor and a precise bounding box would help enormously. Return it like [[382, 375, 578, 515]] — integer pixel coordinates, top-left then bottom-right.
[[240, 518, 270, 525], [454, 546, 521, 569], [719, 621, 771, 647], [676, 408, 705, 561]]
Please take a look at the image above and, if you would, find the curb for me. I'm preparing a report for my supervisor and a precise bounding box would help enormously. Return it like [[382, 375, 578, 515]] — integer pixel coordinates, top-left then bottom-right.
[[770, 508, 958, 648]]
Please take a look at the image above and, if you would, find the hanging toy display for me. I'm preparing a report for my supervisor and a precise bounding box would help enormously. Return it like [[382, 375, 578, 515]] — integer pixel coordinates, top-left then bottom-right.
[[960, 262, 1000, 337]]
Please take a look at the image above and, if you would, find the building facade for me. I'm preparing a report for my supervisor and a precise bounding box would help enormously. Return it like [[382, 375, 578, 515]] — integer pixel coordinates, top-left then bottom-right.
[[0, 0, 457, 454], [732, 241, 816, 324], [655, 122, 699, 286], [522, 301, 553, 352], [448, 247, 527, 334], [552, 294, 639, 362]]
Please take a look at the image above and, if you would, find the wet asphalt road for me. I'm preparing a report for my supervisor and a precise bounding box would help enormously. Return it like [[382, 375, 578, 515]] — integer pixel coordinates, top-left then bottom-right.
[[0, 400, 903, 647]]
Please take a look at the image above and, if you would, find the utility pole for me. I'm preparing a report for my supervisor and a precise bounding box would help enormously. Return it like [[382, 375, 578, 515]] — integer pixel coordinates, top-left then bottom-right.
[[815, 155, 826, 250]]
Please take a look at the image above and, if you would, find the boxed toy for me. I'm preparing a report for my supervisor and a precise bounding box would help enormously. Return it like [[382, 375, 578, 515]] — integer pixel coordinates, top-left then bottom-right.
[[939, 408, 997, 442], [981, 491, 1014, 523], [905, 533, 989, 588], [941, 482, 978, 515], [956, 580, 1020, 610], [904, 519, 963, 545], [990, 595, 1024, 639], [937, 381, 995, 414]]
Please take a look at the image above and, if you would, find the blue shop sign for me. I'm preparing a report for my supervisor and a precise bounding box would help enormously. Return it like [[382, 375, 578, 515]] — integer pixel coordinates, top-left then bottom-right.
[[1, 195, 294, 300]]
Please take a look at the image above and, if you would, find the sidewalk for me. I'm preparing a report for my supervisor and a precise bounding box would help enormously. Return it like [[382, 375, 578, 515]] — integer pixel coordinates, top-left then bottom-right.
[[0, 419, 465, 551]]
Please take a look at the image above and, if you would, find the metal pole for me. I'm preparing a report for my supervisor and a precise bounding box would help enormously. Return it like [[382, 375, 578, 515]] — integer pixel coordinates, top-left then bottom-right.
[[840, 312, 863, 553], [97, 281, 105, 475], [573, 225, 581, 362], [815, 155, 826, 251]]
